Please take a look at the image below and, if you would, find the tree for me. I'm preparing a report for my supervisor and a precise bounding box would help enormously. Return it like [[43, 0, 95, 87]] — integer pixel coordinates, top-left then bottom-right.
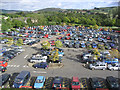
[[42, 41, 50, 49], [93, 25, 99, 30], [55, 40, 63, 48], [6, 39, 13, 46], [49, 48, 59, 62], [16, 38, 23, 46]]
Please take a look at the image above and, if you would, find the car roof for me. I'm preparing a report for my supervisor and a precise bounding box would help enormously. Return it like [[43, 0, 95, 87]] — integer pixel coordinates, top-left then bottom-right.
[[37, 76, 44, 80], [16, 71, 30, 79], [72, 77, 79, 82], [107, 76, 117, 82], [53, 77, 62, 83]]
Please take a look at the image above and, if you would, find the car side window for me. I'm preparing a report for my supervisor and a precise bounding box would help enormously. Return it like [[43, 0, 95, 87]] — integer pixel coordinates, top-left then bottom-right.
[[96, 65, 99, 66]]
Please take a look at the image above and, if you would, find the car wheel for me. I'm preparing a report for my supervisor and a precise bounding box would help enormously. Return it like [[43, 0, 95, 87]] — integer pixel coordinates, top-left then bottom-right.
[[111, 68, 114, 71], [103, 68, 105, 70], [92, 68, 94, 70], [44, 67, 48, 69]]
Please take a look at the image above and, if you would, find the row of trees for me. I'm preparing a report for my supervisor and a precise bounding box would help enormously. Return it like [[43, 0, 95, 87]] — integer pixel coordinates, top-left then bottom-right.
[[1, 10, 120, 32]]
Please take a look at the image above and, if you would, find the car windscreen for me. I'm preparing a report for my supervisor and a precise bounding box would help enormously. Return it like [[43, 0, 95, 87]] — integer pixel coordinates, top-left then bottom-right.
[[15, 78, 23, 83], [54, 83, 61, 87], [35, 79, 43, 83], [72, 82, 79, 85]]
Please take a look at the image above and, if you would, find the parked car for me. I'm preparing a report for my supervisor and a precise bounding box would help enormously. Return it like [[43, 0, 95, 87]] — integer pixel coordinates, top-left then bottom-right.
[[79, 78, 90, 89], [0, 61, 8, 67], [106, 76, 119, 89], [103, 58, 118, 64], [89, 62, 107, 70], [30, 56, 47, 63], [74, 41, 80, 48], [33, 62, 48, 69], [0, 66, 7, 73], [108, 63, 120, 71], [34, 76, 45, 89], [89, 77, 108, 89], [71, 77, 81, 90], [12, 71, 30, 88], [0, 73, 10, 88], [52, 76, 63, 89], [9, 73, 19, 88]]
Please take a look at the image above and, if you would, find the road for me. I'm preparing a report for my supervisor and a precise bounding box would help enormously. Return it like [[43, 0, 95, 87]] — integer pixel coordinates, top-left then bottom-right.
[[5, 35, 119, 79]]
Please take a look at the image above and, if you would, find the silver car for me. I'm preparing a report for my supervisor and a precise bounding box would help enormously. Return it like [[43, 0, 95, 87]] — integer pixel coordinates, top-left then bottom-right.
[[108, 63, 120, 71], [89, 62, 107, 70]]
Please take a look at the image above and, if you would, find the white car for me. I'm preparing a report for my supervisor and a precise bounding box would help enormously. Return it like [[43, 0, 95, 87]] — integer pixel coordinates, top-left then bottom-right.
[[89, 62, 107, 70], [88, 38, 93, 41], [30, 58, 46, 63], [82, 53, 92, 60], [108, 63, 120, 71]]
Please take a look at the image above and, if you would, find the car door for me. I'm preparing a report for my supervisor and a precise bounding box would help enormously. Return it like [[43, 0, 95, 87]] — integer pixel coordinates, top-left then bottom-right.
[[95, 64, 99, 69], [115, 65, 118, 70]]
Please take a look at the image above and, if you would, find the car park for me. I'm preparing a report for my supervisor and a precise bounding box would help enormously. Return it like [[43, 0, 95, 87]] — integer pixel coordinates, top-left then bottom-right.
[[0, 25, 120, 89]]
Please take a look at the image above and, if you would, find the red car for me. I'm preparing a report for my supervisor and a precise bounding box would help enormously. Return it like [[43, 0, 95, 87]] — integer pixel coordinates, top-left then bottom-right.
[[66, 36, 70, 40], [0, 61, 8, 67], [106, 36, 110, 40], [71, 77, 81, 90], [49, 40, 55, 46], [58, 37, 62, 39]]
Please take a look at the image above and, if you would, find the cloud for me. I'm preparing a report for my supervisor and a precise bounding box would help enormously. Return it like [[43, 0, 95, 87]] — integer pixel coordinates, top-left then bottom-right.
[[57, 3, 62, 7], [1, 0, 119, 11]]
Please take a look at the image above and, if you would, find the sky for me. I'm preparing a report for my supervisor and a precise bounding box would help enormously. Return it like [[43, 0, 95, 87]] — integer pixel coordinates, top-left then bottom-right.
[[0, 0, 119, 11]]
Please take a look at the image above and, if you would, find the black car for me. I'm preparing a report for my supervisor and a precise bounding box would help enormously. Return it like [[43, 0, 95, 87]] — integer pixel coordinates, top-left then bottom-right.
[[89, 77, 108, 90], [9, 73, 19, 88], [3, 54, 14, 59], [0, 66, 7, 73], [3, 51, 16, 57], [0, 73, 10, 87], [68, 41, 74, 48], [79, 78, 90, 89], [74, 41, 80, 48], [106, 76, 119, 89]]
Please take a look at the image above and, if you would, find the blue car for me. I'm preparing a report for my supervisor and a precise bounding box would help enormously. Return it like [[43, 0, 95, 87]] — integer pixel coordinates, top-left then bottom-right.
[[98, 37, 103, 42], [33, 62, 48, 69], [103, 58, 118, 64], [34, 76, 45, 89], [92, 43, 97, 48], [81, 43, 86, 48]]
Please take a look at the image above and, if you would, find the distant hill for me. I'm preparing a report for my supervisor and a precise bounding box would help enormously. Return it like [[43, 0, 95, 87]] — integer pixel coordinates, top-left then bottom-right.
[[0, 9, 21, 13], [34, 8, 66, 13], [1, 6, 119, 14]]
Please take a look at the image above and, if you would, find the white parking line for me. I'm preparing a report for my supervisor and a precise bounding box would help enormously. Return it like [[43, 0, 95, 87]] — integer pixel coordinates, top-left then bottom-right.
[[24, 55, 28, 58], [13, 65, 16, 67], [33, 71, 47, 73], [16, 65, 20, 67]]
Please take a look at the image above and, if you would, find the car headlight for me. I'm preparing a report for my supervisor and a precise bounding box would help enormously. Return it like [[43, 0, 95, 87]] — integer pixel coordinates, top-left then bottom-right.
[[12, 85, 14, 87]]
